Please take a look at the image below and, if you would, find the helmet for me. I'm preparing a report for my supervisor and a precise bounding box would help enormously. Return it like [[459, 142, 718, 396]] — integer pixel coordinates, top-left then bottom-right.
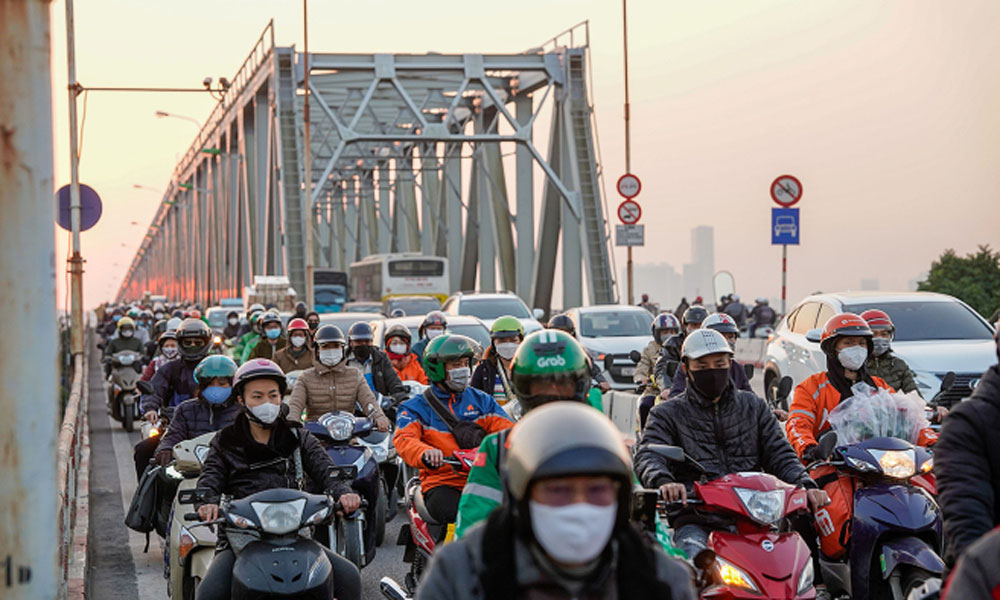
[[286, 318, 310, 334], [227, 310, 240, 320], [171, 309, 184, 319], [423, 334, 480, 383], [756, 297, 769, 305], [702, 313, 739, 335], [682, 305, 709, 325], [153, 319, 168, 337], [348, 322, 375, 342], [731, 294, 740, 302], [193, 355, 238, 386], [651, 313, 681, 336], [389, 308, 406, 318], [313, 325, 346, 347], [681, 328, 734, 361], [188, 309, 202, 320], [505, 403, 632, 514], [490, 316, 525, 340], [246, 303, 265, 318], [547, 314, 576, 337], [820, 313, 873, 355], [641, 293, 649, 302], [259, 311, 282, 329], [117, 316, 136, 331], [157, 330, 177, 347], [166, 317, 183, 332], [860, 309, 894, 335], [127, 308, 140, 319], [232, 358, 288, 397], [510, 330, 590, 412], [175, 318, 212, 361], [418, 311, 448, 338], [294, 301, 308, 316], [384, 324, 412, 346]]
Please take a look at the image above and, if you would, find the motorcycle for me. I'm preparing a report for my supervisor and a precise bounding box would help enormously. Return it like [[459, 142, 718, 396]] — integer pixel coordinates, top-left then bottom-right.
[[165, 431, 217, 600], [639, 443, 818, 599], [357, 393, 401, 535], [107, 349, 144, 432], [141, 405, 172, 441], [806, 430, 943, 600], [305, 411, 381, 569], [183, 488, 342, 599], [924, 371, 955, 432]]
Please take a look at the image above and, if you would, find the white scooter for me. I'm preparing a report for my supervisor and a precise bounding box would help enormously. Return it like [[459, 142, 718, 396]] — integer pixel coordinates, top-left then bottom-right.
[[164, 431, 217, 600]]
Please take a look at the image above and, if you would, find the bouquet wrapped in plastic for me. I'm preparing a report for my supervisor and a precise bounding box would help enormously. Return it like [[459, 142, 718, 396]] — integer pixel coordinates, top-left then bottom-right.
[[826, 382, 931, 445]]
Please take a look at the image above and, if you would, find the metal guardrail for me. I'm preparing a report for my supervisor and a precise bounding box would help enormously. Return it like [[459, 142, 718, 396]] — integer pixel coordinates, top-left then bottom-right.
[[56, 345, 87, 599]]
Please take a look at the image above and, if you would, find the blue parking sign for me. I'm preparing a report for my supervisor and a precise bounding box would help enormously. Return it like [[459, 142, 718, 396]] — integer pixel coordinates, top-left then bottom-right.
[[771, 208, 799, 245]]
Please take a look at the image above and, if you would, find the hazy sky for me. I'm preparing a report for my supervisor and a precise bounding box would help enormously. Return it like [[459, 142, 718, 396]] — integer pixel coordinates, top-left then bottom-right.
[[49, 0, 1000, 310]]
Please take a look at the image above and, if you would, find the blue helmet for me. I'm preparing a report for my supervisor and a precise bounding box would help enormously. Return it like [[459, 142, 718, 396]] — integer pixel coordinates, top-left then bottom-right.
[[347, 321, 374, 342]]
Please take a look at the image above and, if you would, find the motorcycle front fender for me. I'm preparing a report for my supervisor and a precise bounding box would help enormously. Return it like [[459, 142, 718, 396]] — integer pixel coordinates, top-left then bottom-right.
[[187, 546, 214, 581], [879, 536, 944, 580]]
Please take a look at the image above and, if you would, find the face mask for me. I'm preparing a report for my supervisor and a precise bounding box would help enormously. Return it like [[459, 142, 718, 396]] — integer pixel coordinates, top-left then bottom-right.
[[495, 342, 519, 360], [248, 401, 281, 425], [426, 328, 444, 340], [308, 321, 319, 331], [689, 367, 730, 399], [228, 317, 239, 326], [872, 337, 891, 356], [265, 328, 281, 340], [202, 386, 232, 405], [389, 342, 409, 355], [529, 501, 617, 564], [445, 366, 471, 392], [161, 346, 178, 359], [352, 345, 371, 362], [838, 345, 868, 371], [319, 348, 343, 367], [113, 315, 122, 322], [121, 329, 134, 338], [290, 335, 307, 348]]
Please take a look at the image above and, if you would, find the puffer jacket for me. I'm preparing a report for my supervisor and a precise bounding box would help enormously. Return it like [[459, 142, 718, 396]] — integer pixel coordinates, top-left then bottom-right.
[[286, 361, 381, 423], [104, 335, 145, 358], [942, 526, 1000, 599], [195, 412, 351, 507], [866, 351, 919, 395], [248, 336, 286, 361], [634, 383, 815, 503], [155, 396, 241, 454], [273, 344, 314, 375], [140, 357, 198, 413], [936, 364, 1000, 566], [346, 347, 408, 403]]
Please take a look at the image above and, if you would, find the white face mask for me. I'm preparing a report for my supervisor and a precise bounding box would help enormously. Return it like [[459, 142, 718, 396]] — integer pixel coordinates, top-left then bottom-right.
[[495, 342, 519, 360], [228, 317, 239, 326], [319, 348, 343, 367], [529, 501, 617, 564], [389, 342, 409, 355], [161, 346, 178, 359], [290, 335, 307, 348], [838, 345, 868, 371], [426, 328, 444, 339], [121, 329, 134, 338], [249, 401, 281, 424], [445, 366, 471, 392], [872, 337, 891, 356]]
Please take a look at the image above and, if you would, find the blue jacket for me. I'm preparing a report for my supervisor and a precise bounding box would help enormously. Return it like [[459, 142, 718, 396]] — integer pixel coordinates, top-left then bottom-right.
[[141, 357, 198, 413]]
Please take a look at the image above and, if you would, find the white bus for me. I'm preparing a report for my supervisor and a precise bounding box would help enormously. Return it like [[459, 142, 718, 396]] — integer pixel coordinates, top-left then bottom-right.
[[349, 253, 450, 304]]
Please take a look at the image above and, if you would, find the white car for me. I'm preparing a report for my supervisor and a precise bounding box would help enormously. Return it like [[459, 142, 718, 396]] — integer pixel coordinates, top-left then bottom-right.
[[441, 291, 545, 335], [560, 305, 655, 391], [370, 315, 492, 351], [764, 291, 996, 406]]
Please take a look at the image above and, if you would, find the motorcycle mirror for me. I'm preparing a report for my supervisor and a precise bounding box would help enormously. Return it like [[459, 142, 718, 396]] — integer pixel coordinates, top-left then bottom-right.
[[97, 342, 105, 350], [777, 376, 793, 400], [665, 360, 679, 379], [817, 430, 838, 459], [940, 371, 956, 393], [693, 548, 716, 571], [743, 363, 754, 381], [137, 380, 154, 395], [532, 308, 545, 320], [648, 444, 686, 462], [805, 328, 823, 344], [629, 350, 642, 364]]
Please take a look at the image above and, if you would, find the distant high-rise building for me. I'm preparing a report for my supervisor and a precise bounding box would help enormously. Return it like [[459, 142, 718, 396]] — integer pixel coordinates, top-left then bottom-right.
[[689, 226, 715, 300]]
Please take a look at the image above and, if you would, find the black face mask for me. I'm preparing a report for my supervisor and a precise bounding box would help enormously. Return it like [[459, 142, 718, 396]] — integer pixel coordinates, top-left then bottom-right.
[[307, 321, 319, 331], [352, 345, 371, 362], [689, 367, 730, 400]]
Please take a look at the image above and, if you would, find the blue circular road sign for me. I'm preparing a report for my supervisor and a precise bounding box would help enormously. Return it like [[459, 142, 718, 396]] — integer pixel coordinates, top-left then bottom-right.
[[56, 183, 102, 232]]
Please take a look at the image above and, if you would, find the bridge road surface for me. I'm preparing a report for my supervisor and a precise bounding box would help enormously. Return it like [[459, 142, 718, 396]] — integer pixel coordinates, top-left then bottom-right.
[[85, 338, 409, 600]]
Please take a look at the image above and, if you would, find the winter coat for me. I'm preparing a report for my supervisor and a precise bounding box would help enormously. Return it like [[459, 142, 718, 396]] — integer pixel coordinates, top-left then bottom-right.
[[652, 335, 684, 390], [346, 347, 408, 403], [936, 364, 1000, 566], [750, 304, 776, 326], [471, 351, 514, 405], [273, 345, 314, 375], [222, 322, 242, 340], [104, 335, 145, 358], [286, 361, 381, 423], [865, 351, 919, 395], [635, 340, 663, 390], [248, 336, 286, 361], [723, 302, 748, 327], [155, 396, 240, 454], [668, 360, 753, 399], [393, 353, 428, 385], [140, 357, 198, 413], [942, 526, 1000, 599]]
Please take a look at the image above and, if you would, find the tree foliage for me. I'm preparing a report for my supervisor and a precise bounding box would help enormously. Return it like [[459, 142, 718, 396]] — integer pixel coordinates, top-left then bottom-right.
[[918, 245, 1000, 321]]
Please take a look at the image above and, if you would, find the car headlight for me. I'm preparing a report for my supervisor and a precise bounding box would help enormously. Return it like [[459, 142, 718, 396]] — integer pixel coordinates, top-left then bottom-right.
[[797, 557, 814, 595], [870, 449, 915, 479], [194, 444, 211, 466], [714, 556, 759, 593], [319, 413, 355, 441], [734, 488, 785, 526], [251, 499, 306, 535]]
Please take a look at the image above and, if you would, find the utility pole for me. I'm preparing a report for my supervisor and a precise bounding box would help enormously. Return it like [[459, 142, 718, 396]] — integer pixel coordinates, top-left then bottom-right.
[[66, 0, 84, 355], [0, 0, 60, 597], [622, 0, 634, 305], [302, 0, 315, 309]]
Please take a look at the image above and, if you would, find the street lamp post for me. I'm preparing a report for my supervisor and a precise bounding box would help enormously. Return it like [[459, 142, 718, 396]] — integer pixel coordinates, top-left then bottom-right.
[[155, 110, 200, 128]]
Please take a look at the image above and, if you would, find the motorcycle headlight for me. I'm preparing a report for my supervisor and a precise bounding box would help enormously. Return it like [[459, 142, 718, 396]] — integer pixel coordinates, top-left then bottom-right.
[[119, 354, 135, 366], [869, 449, 915, 479], [319, 413, 355, 442], [194, 444, 211, 466], [714, 556, 759, 593], [797, 557, 814, 595], [734, 488, 785, 526], [251, 499, 306, 535], [920, 457, 933, 473]]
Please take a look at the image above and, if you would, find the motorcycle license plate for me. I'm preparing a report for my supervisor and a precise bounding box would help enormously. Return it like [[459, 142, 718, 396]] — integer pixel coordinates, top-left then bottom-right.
[[619, 366, 635, 376]]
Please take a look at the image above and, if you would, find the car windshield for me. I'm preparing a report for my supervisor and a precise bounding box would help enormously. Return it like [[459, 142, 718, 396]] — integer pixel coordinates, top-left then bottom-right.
[[206, 310, 227, 329], [345, 304, 383, 314], [844, 301, 994, 341], [579, 310, 653, 337], [448, 323, 491, 349], [458, 297, 531, 319], [388, 297, 441, 316], [319, 315, 378, 332]]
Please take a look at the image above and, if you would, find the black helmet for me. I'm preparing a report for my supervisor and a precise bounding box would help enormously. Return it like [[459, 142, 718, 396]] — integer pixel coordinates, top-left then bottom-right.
[[384, 324, 412, 346], [682, 305, 709, 326], [171, 309, 184, 319], [226, 310, 239, 319], [348, 322, 374, 342], [157, 330, 178, 347], [314, 325, 346, 347], [176, 318, 212, 361], [546, 314, 576, 337], [418, 311, 448, 338], [153, 319, 168, 337], [294, 301, 308, 317], [233, 358, 288, 397]]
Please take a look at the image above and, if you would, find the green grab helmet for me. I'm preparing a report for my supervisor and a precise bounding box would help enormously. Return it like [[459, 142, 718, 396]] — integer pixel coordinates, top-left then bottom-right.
[[490, 315, 525, 340], [510, 329, 590, 413], [193, 354, 238, 386], [423, 334, 481, 384]]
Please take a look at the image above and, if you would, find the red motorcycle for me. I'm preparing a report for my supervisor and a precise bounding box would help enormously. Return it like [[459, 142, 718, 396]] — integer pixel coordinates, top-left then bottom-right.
[[380, 448, 478, 600], [643, 444, 818, 599]]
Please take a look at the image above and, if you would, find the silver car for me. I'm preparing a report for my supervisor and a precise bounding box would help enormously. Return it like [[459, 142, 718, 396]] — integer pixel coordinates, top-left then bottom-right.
[[560, 305, 655, 391]]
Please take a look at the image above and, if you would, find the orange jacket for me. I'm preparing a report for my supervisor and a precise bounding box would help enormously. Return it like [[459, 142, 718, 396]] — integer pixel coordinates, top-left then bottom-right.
[[393, 354, 428, 385], [786, 372, 938, 458]]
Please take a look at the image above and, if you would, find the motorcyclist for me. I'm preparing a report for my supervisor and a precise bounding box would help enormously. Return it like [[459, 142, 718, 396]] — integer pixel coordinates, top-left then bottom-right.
[[305, 311, 320, 333], [102, 307, 123, 338], [471, 316, 524, 406], [723, 293, 748, 329], [419, 402, 695, 600], [141, 318, 212, 420], [272, 317, 313, 374], [666, 313, 752, 399], [236, 303, 264, 337], [546, 314, 612, 393], [674, 297, 689, 318], [221, 310, 241, 340], [393, 334, 513, 533], [140, 331, 179, 382], [383, 324, 428, 385], [286, 325, 390, 431], [635, 328, 829, 560], [293, 300, 308, 320], [411, 311, 447, 364], [248, 311, 285, 360], [860, 309, 920, 395], [635, 313, 681, 428], [638, 292, 657, 315], [345, 321, 409, 405], [748, 297, 776, 338], [193, 358, 362, 600], [233, 304, 264, 359], [454, 329, 591, 538], [104, 316, 146, 377], [651, 305, 709, 404]]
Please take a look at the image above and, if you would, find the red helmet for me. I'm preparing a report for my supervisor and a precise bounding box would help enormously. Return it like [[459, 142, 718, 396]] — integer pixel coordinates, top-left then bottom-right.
[[820, 313, 873, 355], [287, 318, 310, 334], [860, 309, 894, 334]]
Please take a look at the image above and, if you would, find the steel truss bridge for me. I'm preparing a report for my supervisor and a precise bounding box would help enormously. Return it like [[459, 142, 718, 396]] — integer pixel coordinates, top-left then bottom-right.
[[117, 21, 619, 313]]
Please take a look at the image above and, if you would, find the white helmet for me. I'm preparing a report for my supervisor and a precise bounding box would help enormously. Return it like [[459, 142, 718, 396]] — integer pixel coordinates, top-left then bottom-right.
[[731, 294, 740, 302], [681, 329, 734, 360], [166, 317, 183, 332], [756, 297, 768, 305], [701, 313, 739, 335]]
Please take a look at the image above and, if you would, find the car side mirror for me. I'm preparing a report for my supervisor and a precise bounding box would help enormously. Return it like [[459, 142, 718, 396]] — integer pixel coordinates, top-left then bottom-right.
[[532, 308, 545, 320], [629, 350, 642, 364], [805, 328, 822, 343]]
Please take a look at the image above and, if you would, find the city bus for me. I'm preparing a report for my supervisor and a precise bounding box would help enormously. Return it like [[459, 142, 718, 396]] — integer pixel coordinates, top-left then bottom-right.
[[312, 269, 348, 313], [349, 253, 449, 304]]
